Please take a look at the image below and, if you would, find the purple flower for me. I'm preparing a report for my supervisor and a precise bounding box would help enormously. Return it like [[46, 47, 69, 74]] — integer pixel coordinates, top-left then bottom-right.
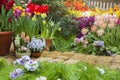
[[21, 55, 30, 62], [89, 16, 95, 23], [93, 40, 104, 48], [14, 55, 30, 65], [79, 21, 86, 29], [88, 16, 95, 26], [77, 32, 83, 38], [14, 58, 24, 65], [10, 69, 24, 79], [116, 18, 120, 25]]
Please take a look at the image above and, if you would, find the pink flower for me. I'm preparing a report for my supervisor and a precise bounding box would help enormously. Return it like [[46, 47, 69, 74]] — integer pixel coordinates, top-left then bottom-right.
[[24, 36, 30, 42], [108, 23, 115, 29], [74, 38, 81, 43], [96, 29, 104, 36]]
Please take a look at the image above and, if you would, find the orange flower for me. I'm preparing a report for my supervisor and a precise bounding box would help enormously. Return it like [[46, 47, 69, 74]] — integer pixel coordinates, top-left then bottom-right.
[[91, 25, 97, 32], [81, 28, 89, 35], [24, 36, 30, 42]]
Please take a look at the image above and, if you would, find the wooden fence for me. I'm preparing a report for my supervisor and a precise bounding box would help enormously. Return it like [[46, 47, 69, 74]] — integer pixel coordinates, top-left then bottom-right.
[[86, 0, 120, 10]]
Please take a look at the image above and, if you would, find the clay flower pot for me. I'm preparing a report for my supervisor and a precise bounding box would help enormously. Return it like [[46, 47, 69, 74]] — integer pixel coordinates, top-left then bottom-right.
[[0, 31, 12, 56], [31, 52, 42, 58], [44, 39, 52, 51]]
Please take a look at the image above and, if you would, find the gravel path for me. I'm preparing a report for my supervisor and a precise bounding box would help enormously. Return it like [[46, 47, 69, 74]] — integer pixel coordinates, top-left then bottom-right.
[[2, 51, 120, 69]]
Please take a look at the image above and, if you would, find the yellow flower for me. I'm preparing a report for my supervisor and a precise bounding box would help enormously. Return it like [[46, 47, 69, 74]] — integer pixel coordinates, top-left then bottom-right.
[[81, 28, 89, 35], [115, 10, 120, 18], [21, 12, 25, 17], [58, 27, 61, 31], [41, 13, 47, 18], [34, 12, 40, 15], [32, 16, 36, 21], [108, 8, 113, 14], [42, 20, 46, 25]]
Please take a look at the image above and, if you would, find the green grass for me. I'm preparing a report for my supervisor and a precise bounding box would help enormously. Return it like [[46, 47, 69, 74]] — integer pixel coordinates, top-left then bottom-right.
[[0, 58, 120, 80]]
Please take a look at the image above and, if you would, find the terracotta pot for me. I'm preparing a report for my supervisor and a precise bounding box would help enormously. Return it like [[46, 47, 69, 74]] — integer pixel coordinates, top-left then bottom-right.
[[31, 52, 42, 58], [44, 39, 52, 51], [0, 31, 12, 56]]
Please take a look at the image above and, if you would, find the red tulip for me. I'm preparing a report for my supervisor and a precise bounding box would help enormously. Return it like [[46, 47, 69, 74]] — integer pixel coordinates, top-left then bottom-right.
[[26, 4, 49, 13]]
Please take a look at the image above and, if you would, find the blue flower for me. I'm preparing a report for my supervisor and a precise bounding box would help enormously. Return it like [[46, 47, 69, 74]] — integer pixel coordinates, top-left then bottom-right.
[[10, 69, 24, 79], [93, 40, 105, 48]]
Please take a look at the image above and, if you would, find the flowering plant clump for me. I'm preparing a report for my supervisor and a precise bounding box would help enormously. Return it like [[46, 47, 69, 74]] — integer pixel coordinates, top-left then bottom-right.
[[14, 32, 30, 53], [36, 76, 47, 80], [24, 60, 39, 71], [27, 37, 45, 53], [14, 55, 30, 65], [97, 67, 105, 75], [10, 68, 24, 79]]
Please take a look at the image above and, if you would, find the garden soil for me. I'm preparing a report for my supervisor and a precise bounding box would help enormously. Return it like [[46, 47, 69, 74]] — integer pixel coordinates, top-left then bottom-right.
[[3, 50, 120, 70]]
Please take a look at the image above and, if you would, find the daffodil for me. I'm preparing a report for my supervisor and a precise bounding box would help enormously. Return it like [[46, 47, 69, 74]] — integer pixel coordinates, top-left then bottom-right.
[[21, 12, 25, 17], [41, 13, 47, 18]]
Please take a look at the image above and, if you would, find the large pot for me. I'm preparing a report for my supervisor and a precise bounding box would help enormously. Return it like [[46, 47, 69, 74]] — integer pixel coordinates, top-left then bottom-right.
[[0, 31, 12, 56]]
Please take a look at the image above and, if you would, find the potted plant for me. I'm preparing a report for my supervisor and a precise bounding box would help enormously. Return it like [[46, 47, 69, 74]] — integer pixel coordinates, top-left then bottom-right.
[[0, 0, 14, 56], [37, 13, 60, 50], [27, 37, 45, 58], [14, 32, 31, 58]]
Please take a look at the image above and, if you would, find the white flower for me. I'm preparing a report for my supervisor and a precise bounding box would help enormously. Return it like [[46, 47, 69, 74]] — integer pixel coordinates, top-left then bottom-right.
[[36, 76, 47, 80], [57, 78, 62, 80], [24, 60, 38, 71], [97, 67, 105, 75], [27, 37, 45, 52]]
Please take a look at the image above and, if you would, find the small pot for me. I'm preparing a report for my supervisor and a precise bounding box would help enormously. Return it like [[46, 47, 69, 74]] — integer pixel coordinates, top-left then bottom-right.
[[31, 52, 42, 58]]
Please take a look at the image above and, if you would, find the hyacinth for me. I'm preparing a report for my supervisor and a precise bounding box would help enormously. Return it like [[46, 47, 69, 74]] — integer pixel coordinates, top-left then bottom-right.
[[93, 40, 104, 48], [24, 60, 39, 71], [10, 68, 24, 79], [116, 18, 120, 25], [74, 38, 81, 43], [27, 37, 45, 52], [76, 16, 95, 29], [77, 32, 83, 38]]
